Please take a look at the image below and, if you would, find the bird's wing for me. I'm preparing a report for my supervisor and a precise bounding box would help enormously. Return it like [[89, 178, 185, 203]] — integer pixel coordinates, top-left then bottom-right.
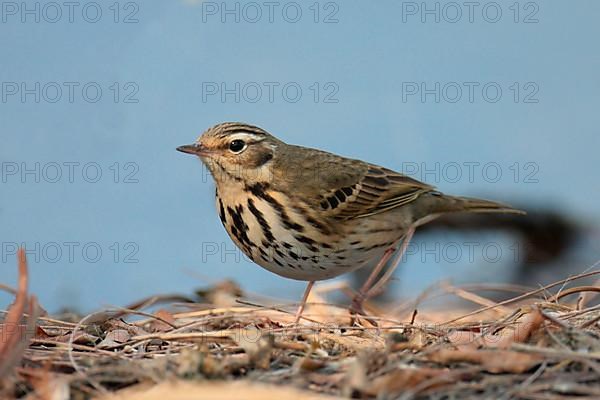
[[319, 165, 434, 219], [317, 163, 435, 219], [276, 145, 435, 220]]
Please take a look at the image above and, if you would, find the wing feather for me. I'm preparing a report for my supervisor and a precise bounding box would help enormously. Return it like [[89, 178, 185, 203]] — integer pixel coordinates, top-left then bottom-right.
[[318, 164, 434, 219], [274, 144, 435, 220]]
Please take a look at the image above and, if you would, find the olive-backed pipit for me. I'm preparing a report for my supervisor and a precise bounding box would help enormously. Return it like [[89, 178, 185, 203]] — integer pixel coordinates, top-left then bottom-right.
[[178, 122, 523, 323]]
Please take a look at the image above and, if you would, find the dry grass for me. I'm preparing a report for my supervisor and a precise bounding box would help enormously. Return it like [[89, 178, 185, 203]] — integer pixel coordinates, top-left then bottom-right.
[[2, 251, 600, 399]]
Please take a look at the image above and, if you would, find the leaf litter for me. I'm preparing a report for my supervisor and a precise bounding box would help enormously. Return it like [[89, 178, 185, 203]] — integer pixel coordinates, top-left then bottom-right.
[[1, 251, 600, 399]]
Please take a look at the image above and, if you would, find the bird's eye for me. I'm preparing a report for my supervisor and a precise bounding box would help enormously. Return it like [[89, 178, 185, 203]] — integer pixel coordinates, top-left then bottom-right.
[[229, 139, 247, 153]]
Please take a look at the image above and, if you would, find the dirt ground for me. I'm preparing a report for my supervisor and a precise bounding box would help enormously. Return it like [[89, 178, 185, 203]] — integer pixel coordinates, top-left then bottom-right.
[[2, 250, 600, 399]]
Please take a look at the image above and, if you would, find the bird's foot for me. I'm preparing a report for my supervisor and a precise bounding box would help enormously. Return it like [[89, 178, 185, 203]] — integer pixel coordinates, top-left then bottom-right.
[[349, 293, 378, 327]]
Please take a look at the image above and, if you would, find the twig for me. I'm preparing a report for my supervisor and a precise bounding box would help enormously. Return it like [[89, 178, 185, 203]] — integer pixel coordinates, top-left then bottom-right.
[[443, 270, 600, 325]]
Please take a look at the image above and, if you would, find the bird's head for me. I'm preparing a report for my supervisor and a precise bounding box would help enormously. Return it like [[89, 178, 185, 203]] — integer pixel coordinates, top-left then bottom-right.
[[177, 122, 281, 184]]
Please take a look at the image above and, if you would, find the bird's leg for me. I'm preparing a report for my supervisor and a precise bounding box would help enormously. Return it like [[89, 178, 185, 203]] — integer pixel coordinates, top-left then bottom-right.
[[350, 246, 397, 316], [367, 226, 416, 298], [294, 281, 315, 324], [350, 225, 417, 320], [362, 217, 439, 304]]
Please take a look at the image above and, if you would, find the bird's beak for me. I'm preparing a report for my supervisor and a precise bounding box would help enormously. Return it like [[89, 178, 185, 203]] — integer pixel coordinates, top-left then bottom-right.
[[177, 143, 210, 156]]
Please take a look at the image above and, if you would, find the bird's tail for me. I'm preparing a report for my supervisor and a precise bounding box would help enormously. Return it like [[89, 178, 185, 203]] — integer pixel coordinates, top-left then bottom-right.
[[443, 195, 525, 214], [416, 192, 525, 220]]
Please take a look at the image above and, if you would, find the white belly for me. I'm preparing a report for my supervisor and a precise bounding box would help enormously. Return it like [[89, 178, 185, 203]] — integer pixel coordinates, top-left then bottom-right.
[[213, 182, 406, 281]]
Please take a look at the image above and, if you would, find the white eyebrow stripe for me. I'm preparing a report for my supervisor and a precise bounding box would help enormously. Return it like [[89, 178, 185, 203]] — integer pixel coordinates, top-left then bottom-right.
[[225, 132, 267, 143]]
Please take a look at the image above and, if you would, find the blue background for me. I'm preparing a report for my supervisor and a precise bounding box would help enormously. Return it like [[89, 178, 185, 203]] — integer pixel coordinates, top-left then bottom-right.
[[1, 1, 599, 311]]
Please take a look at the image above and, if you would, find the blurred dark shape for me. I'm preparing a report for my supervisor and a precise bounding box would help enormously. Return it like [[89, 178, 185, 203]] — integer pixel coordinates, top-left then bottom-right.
[[418, 209, 579, 265], [352, 206, 591, 299]]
